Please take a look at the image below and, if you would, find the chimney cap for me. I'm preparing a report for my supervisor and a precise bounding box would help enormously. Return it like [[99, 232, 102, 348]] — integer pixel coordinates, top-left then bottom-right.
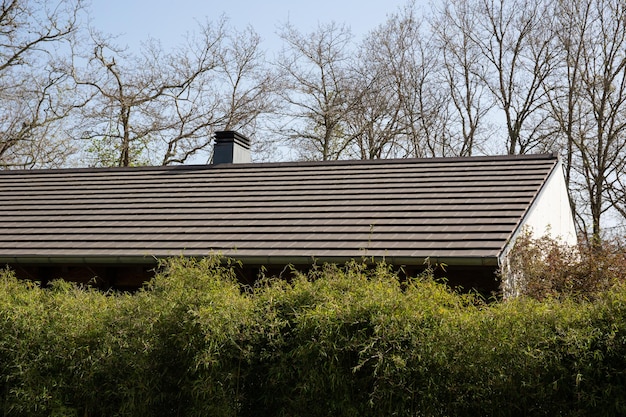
[[214, 130, 251, 149]]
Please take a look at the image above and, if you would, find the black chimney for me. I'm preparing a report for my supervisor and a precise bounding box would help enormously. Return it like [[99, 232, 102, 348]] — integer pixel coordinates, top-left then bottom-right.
[[212, 131, 251, 164]]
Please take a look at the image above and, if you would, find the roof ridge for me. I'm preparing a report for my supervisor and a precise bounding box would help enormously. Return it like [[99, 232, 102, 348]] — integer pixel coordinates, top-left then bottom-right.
[[0, 153, 557, 175]]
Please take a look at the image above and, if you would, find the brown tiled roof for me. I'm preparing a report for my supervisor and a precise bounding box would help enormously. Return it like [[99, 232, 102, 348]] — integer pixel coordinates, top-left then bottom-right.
[[0, 154, 558, 266]]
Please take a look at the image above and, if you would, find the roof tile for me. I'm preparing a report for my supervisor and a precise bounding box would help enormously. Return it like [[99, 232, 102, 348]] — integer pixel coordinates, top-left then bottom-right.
[[0, 154, 558, 264]]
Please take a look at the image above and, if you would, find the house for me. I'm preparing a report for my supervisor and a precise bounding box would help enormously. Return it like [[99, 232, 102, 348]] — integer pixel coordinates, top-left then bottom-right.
[[0, 131, 576, 294]]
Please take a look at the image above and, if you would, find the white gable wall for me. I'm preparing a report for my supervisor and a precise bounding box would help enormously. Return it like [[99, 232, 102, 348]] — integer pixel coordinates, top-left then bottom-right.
[[517, 160, 577, 245], [500, 159, 577, 259], [499, 160, 577, 297]]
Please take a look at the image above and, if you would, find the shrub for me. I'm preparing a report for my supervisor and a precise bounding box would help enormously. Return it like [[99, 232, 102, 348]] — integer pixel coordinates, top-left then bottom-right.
[[2, 257, 626, 416], [503, 232, 626, 300]]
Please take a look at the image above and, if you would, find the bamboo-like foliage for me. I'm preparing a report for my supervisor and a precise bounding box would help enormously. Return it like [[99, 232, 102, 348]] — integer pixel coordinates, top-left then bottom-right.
[[1, 257, 626, 416]]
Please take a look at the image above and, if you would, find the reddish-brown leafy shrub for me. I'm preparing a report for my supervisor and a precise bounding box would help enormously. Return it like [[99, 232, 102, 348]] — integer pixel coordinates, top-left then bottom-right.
[[503, 232, 626, 300]]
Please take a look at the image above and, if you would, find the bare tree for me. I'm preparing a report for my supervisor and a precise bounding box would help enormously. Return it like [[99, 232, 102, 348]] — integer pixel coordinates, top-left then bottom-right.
[[275, 21, 359, 161], [341, 65, 403, 159], [544, 0, 591, 236], [0, 0, 84, 169], [162, 23, 275, 165], [354, 2, 453, 159], [469, 0, 559, 154], [548, 0, 626, 242], [433, 0, 495, 156], [71, 17, 273, 167]]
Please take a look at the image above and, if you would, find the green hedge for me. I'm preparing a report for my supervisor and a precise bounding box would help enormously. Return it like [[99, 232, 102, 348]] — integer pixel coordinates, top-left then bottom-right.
[[1, 258, 626, 416]]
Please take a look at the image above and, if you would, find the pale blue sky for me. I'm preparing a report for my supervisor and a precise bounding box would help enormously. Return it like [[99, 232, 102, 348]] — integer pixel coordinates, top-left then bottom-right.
[[89, 0, 413, 52]]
